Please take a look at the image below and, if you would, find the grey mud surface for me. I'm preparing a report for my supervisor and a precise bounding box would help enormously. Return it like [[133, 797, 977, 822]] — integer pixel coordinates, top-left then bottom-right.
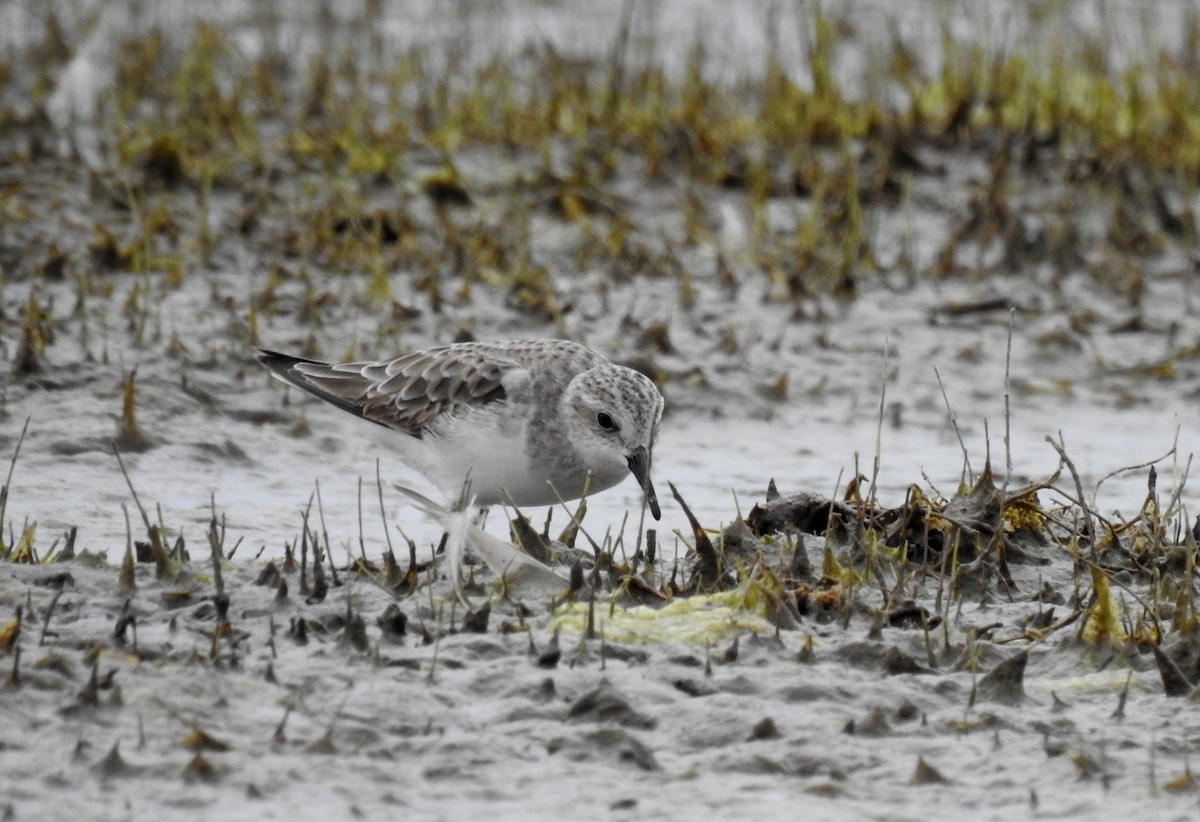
[[3, 2, 1200, 821]]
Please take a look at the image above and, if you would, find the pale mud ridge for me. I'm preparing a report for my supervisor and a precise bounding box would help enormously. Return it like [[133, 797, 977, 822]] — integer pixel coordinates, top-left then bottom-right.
[[3, 1, 1200, 820]]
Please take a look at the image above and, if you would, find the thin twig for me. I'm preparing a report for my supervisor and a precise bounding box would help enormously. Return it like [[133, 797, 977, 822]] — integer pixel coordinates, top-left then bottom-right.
[[38, 589, 63, 646], [545, 477, 603, 553], [995, 608, 1085, 645], [934, 366, 972, 482], [869, 335, 888, 509], [314, 480, 339, 586], [1003, 309, 1014, 495], [112, 441, 152, 532], [121, 502, 132, 556], [1045, 432, 1098, 556], [1094, 429, 1177, 500], [1161, 453, 1194, 522], [357, 476, 367, 563], [996, 311, 1015, 597], [375, 459, 395, 557], [0, 418, 31, 544]]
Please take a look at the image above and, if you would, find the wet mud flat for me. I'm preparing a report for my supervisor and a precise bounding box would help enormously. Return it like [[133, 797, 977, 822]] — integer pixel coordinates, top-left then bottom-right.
[[2, 0, 1200, 819], [3, 452, 1200, 821]]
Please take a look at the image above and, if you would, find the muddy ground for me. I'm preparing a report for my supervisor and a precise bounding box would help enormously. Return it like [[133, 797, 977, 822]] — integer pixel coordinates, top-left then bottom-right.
[[3, 2, 1200, 820]]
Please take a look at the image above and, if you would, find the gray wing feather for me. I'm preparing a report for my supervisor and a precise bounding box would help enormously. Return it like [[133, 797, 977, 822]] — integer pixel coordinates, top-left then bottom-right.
[[257, 346, 524, 435]]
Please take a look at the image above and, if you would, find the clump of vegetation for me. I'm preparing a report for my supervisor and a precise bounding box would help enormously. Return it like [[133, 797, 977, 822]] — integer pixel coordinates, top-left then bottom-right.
[[4, 4, 1199, 370]]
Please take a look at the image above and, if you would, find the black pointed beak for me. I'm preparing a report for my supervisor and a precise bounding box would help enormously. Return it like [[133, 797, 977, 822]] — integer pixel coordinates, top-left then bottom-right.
[[626, 445, 661, 520]]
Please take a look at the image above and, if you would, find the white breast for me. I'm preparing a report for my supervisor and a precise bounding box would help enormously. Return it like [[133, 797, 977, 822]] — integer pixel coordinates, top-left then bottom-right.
[[363, 402, 560, 508]]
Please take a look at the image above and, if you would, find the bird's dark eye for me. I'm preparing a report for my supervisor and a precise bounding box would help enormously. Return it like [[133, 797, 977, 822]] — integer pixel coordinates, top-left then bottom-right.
[[596, 412, 618, 432]]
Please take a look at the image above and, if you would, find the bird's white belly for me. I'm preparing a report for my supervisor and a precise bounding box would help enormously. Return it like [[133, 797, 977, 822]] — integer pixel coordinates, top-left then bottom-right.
[[361, 404, 619, 509], [432, 424, 551, 506]]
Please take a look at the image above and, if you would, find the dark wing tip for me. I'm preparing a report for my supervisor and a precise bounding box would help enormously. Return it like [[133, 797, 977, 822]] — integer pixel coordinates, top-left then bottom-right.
[[255, 348, 324, 384], [255, 348, 401, 430]]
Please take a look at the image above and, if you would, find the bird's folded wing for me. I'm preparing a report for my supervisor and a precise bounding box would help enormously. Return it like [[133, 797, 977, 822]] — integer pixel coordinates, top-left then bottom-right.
[[261, 346, 526, 434]]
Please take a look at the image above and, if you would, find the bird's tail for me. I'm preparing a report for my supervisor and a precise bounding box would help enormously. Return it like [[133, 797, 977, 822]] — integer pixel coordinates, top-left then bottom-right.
[[391, 482, 569, 603]]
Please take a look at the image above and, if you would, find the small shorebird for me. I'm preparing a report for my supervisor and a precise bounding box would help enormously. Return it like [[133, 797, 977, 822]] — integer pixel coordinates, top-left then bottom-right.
[[255, 339, 664, 520]]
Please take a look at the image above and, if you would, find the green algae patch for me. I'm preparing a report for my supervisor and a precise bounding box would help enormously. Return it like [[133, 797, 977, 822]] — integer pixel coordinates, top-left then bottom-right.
[[549, 586, 778, 645]]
